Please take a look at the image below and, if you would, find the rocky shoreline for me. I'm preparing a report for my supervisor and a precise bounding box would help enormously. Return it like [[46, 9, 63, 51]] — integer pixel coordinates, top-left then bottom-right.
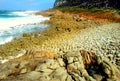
[[0, 9, 120, 81], [0, 49, 120, 81]]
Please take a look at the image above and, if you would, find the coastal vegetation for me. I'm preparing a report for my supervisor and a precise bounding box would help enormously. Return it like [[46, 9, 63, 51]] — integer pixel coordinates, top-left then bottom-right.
[[55, 6, 120, 22]]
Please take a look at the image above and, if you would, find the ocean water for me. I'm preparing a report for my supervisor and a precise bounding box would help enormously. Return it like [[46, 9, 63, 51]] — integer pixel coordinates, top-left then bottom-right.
[[0, 10, 49, 44]]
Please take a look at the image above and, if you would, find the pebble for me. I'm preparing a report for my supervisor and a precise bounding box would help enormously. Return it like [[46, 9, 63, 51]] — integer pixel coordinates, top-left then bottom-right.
[[41, 23, 120, 63]]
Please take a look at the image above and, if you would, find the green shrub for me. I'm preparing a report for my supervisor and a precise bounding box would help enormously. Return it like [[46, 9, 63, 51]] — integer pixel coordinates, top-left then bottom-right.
[[55, 6, 120, 13]]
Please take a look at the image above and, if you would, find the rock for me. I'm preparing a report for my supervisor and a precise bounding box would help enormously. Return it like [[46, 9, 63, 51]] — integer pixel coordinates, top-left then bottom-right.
[[80, 50, 96, 66], [39, 76, 51, 81], [95, 57, 120, 80], [0, 62, 20, 79], [19, 61, 29, 69], [116, 53, 120, 57], [50, 67, 72, 81], [67, 57, 74, 64], [101, 45, 106, 50], [54, 0, 120, 9], [101, 60, 115, 78], [35, 63, 53, 76], [56, 58, 65, 67], [0, 50, 120, 81], [25, 71, 41, 80], [64, 51, 96, 81], [93, 74, 103, 81], [46, 59, 60, 69], [35, 59, 59, 76], [23, 33, 32, 37], [116, 58, 120, 66], [20, 68, 27, 74]]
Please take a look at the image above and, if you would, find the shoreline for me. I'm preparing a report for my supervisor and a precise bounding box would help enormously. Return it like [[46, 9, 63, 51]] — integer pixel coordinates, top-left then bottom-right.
[[0, 9, 120, 80], [0, 9, 119, 61], [0, 11, 50, 63], [0, 23, 49, 45], [0, 10, 49, 45]]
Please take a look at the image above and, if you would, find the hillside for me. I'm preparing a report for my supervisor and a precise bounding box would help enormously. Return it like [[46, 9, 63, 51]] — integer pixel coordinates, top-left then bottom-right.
[[54, 0, 120, 9]]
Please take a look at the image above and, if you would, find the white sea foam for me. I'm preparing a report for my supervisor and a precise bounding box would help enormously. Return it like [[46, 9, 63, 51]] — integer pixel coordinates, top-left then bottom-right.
[[12, 11, 39, 16], [0, 49, 26, 64], [0, 36, 13, 45], [0, 11, 49, 44], [0, 11, 49, 31]]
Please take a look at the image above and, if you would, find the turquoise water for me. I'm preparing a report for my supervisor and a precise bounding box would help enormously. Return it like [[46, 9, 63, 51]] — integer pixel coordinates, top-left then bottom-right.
[[0, 10, 49, 44], [0, 10, 24, 18]]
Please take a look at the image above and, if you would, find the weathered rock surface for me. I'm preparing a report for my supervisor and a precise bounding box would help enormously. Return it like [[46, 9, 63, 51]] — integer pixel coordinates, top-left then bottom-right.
[[0, 9, 120, 81], [0, 49, 120, 81], [54, 0, 120, 9]]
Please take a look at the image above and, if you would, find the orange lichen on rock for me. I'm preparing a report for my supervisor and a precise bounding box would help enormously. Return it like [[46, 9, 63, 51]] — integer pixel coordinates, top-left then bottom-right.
[[11, 50, 55, 62], [34, 50, 55, 59], [80, 50, 96, 67], [78, 12, 120, 22]]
